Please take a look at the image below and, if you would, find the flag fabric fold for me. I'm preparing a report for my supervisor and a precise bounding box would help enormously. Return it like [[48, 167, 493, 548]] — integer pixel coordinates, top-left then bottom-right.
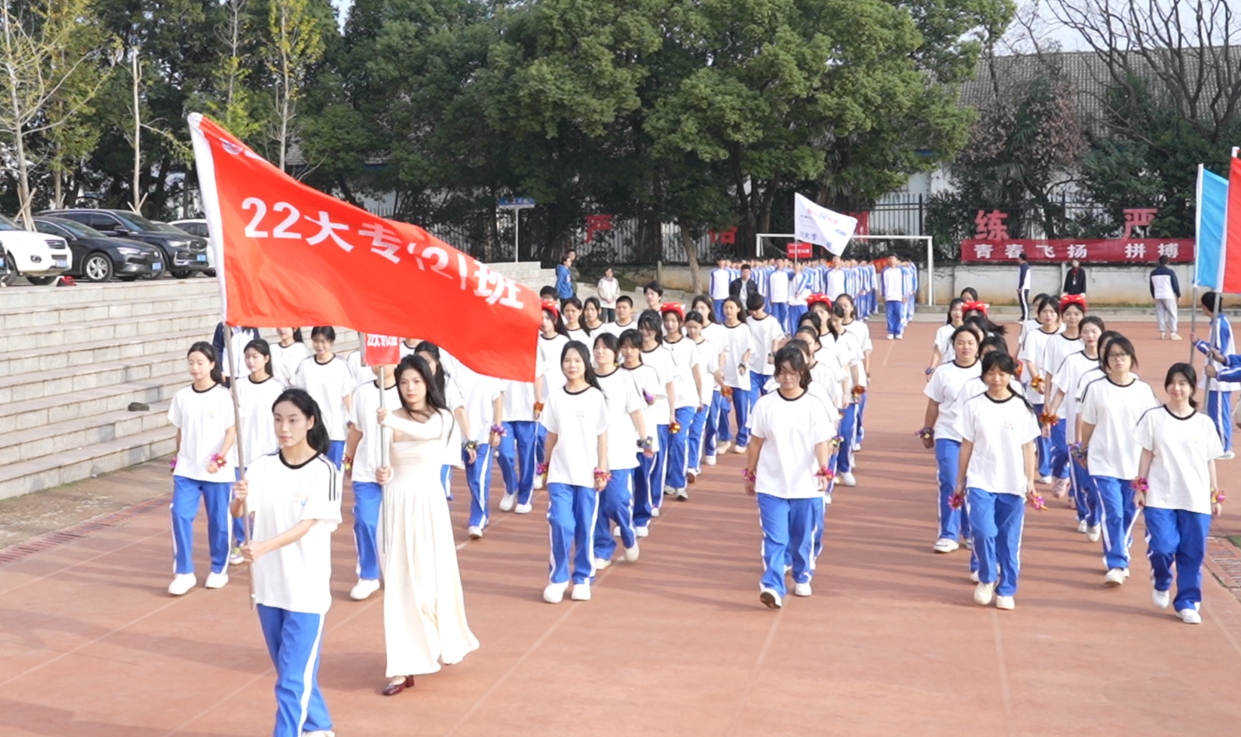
[[1195, 166, 1229, 289], [187, 113, 540, 382]]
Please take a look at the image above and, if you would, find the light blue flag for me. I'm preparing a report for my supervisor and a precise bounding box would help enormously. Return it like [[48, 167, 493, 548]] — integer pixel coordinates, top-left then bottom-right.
[[1196, 167, 1229, 288]]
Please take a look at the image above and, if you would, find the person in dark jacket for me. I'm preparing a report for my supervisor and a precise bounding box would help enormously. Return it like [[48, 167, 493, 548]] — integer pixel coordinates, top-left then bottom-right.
[[212, 322, 261, 381], [729, 263, 757, 305], [1016, 253, 1032, 321], [1063, 259, 1086, 296], [1150, 256, 1182, 340]]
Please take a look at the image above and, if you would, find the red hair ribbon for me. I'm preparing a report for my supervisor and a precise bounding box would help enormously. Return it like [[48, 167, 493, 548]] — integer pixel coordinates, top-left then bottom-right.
[[660, 302, 685, 320], [807, 293, 834, 307], [962, 300, 988, 316], [1060, 293, 1087, 311], [540, 299, 560, 321]]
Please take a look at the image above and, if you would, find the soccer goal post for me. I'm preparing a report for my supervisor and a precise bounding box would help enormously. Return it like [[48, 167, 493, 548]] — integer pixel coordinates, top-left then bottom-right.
[[754, 232, 937, 305]]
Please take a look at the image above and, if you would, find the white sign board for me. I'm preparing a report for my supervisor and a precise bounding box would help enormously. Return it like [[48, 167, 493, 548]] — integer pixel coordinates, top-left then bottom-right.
[[794, 193, 857, 256]]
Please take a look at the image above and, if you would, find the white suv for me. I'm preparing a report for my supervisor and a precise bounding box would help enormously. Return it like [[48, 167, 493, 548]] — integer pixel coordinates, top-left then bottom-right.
[[0, 215, 71, 286]]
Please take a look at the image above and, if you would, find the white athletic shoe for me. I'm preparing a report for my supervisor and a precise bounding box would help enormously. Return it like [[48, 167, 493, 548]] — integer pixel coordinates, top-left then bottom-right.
[[1053, 477, 1072, 498], [1222, 451, 1236, 461], [973, 581, 996, 606], [635, 525, 650, 538], [716, 441, 732, 455], [1076, 520, 1088, 534], [1179, 608, 1203, 624], [467, 525, 484, 540], [793, 582, 812, 597], [838, 472, 857, 487], [1086, 525, 1102, 542], [896, 334, 903, 340], [1038, 475, 1052, 484], [543, 581, 569, 604], [168, 573, 197, 596], [302, 731, 336, 737], [887, 335, 894, 341], [1104, 568, 1126, 587], [1123, 568, 1131, 579], [534, 475, 546, 490], [704, 455, 717, 466], [1152, 588, 1171, 610], [933, 538, 959, 554], [651, 507, 661, 518], [229, 546, 245, 566], [731, 444, 748, 454], [663, 486, 676, 497], [570, 582, 591, 601], [594, 557, 612, 570], [514, 502, 533, 515], [969, 571, 980, 584], [499, 493, 516, 512], [204, 571, 229, 590], [759, 588, 783, 609], [350, 579, 380, 601], [675, 488, 689, 501], [623, 544, 640, 563], [852, 443, 862, 453], [995, 595, 1015, 611]]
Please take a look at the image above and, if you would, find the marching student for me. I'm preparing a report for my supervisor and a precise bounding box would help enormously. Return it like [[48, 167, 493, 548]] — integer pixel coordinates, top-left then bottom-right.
[[921, 326, 982, 553], [1135, 363, 1226, 624], [768, 260, 790, 330], [537, 302, 571, 485], [926, 299, 966, 377], [270, 328, 308, 388], [603, 295, 639, 337], [211, 322, 260, 381], [453, 362, 505, 539], [881, 255, 905, 340], [497, 369, 542, 516], [414, 342, 468, 500], [746, 291, 785, 401], [592, 332, 651, 568], [1043, 316, 1106, 538], [661, 304, 704, 500], [582, 296, 606, 334], [792, 327, 846, 413], [293, 327, 355, 468], [1194, 291, 1238, 458], [343, 362, 399, 601], [562, 297, 588, 343], [693, 294, 733, 456], [788, 261, 814, 334], [1018, 296, 1063, 484], [540, 341, 610, 603], [167, 342, 237, 596], [821, 304, 864, 487], [953, 351, 1041, 611], [1039, 295, 1085, 495], [684, 310, 722, 479], [1017, 293, 1052, 345], [719, 297, 755, 453], [638, 310, 677, 513], [710, 259, 732, 322], [837, 293, 872, 451], [232, 339, 285, 565], [1078, 336, 1160, 586], [231, 388, 341, 737], [745, 345, 835, 610], [619, 329, 662, 537]]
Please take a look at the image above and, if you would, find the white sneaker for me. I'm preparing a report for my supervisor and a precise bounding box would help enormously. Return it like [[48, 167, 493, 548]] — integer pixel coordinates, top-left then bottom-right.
[[852, 443, 862, 453], [663, 486, 676, 497], [933, 538, 959, 554], [543, 581, 569, 604], [1123, 568, 1131, 579], [593, 557, 612, 570], [515, 502, 533, 514], [1179, 608, 1202, 624], [635, 526, 650, 538], [1053, 477, 1071, 498], [1104, 568, 1126, 587], [675, 488, 689, 501], [1038, 475, 1052, 484], [896, 334, 903, 340], [716, 441, 732, 455], [499, 493, 516, 512], [887, 334, 894, 340], [1222, 451, 1236, 460], [534, 475, 546, 490], [468, 525, 484, 539], [1086, 525, 1102, 542], [838, 472, 857, 487], [350, 579, 380, 601], [974, 581, 996, 606], [623, 544, 640, 563], [731, 444, 748, 454], [168, 573, 197, 596], [204, 571, 229, 589], [704, 455, 717, 466], [1076, 520, 1088, 534], [651, 507, 661, 518], [302, 731, 336, 737], [793, 582, 812, 597], [229, 546, 245, 566], [1152, 588, 1171, 610], [759, 587, 783, 609], [570, 582, 591, 601], [969, 571, 980, 583], [995, 595, 1015, 610]]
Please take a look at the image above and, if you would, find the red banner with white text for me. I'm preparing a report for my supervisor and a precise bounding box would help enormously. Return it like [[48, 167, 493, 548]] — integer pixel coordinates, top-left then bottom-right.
[[188, 114, 539, 381], [961, 239, 1195, 264]]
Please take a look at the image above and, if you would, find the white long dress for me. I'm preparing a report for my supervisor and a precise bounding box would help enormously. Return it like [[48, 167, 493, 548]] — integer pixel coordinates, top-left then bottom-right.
[[379, 409, 480, 677]]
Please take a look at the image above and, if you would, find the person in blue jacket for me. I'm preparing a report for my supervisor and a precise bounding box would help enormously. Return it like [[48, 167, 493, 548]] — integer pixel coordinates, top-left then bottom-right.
[[555, 250, 577, 300]]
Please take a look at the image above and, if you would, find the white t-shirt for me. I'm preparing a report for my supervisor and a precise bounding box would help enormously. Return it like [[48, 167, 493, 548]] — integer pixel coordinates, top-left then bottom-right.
[[747, 315, 785, 374], [245, 452, 342, 614], [955, 392, 1041, 496], [768, 270, 790, 303], [348, 380, 400, 484], [596, 368, 645, 471], [827, 270, 847, 299], [1051, 351, 1096, 443], [168, 384, 237, 482], [270, 341, 309, 388], [601, 319, 638, 339], [840, 320, 871, 386], [709, 268, 731, 299], [220, 328, 258, 378], [236, 376, 284, 464], [1079, 376, 1160, 479], [503, 379, 539, 423], [566, 327, 590, 344], [924, 360, 982, 443], [459, 373, 504, 443], [762, 375, 841, 425], [345, 350, 368, 389], [597, 277, 620, 308], [1135, 406, 1224, 514], [718, 323, 753, 390], [639, 346, 676, 424], [538, 333, 570, 397], [1039, 334, 1083, 414], [1018, 328, 1061, 403], [662, 337, 702, 410], [691, 338, 720, 404], [809, 358, 846, 409], [825, 331, 865, 393], [293, 356, 355, 441], [541, 385, 609, 487], [621, 364, 662, 452], [882, 268, 903, 301], [934, 324, 957, 364], [748, 390, 834, 499]]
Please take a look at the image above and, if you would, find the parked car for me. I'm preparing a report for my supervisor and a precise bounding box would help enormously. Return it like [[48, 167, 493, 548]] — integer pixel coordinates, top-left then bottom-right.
[[41, 208, 210, 279], [0, 215, 71, 286], [33, 216, 164, 282], [167, 219, 215, 276]]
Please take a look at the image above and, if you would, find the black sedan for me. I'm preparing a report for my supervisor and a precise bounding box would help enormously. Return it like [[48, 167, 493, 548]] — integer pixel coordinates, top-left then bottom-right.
[[33, 216, 165, 282]]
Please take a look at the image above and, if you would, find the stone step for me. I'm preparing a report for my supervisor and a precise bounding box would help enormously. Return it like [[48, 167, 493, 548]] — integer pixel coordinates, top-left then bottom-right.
[[0, 374, 187, 436], [0, 351, 187, 404], [0, 292, 222, 331], [0, 310, 220, 353], [0, 278, 218, 310], [0, 327, 217, 378], [0, 399, 172, 467], [0, 425, 178, 501]]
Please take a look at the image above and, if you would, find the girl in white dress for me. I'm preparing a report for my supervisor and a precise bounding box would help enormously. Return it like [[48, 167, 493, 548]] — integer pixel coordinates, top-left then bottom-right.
[[375, 355, 479, 694], [269, 328, 308, 388], [540, 341, 610, 603], [415, 342, 469, 500]]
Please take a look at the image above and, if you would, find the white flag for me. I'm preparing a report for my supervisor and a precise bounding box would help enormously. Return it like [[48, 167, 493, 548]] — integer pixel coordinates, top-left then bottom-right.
[[794, 193, 858, 256]]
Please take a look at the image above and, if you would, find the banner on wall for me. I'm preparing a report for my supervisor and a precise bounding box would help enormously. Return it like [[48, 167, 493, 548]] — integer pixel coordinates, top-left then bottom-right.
[[960, 239, 1195, 264]]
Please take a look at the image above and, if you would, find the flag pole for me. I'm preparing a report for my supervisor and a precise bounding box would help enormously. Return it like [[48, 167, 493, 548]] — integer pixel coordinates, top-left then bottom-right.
[[224, 325, 256, 611], [1192, 164, 1204, 364]]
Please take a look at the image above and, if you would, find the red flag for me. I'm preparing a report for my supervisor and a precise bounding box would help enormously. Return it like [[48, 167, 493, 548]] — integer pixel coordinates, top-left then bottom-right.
[[187, 114, 539, 381], [1225, 155, 1241, 293], [362, 334, 401, 366]]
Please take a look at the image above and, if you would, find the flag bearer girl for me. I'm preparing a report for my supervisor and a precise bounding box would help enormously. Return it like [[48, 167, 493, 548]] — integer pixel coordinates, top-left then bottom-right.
[[539, 342, 610, 603], [953, 351, 1041, 611], [167, 342, 237, 596], [836, 293, 872, 451], [293, 327, 355, 468], [720, 297, 755, 453], [692, 294, 732, 457], [592, 332, 652, 567], [620, 329, 663, 537], [1018, 296, 1062, 484], [1135, 363, 1226, 624], [638, 310, 677, 510], [269, 328, 308, 388], [684, 310, 723, 478], [1043, 316, 1106, 538], [233, 339, 284, 565], [1079, 336, 1160, 586], [1039, 295, 1086, 496], [661, 304, 704, 501], [921, 326, 982, 554], [232, 388, 340, 737], [926, 299, 966, 376], [343, 363, 398, 601], [745, 345, 835, 610]]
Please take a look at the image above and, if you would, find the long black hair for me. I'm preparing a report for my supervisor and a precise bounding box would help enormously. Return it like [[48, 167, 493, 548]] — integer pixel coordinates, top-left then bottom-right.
[[561, 341, 602, 391], [394, 354, 448, 415], [413, 341, 448, 396], [797, 310, 822, 334], [187, 341, 225, 386], [773, 345, 810, 390], [593, 331, 621, 368], [244, 338, 273, 378], [981, 351, 1037, 415], [722, 296, 748, 322], [272, 388, 330, 456], [542, 305, 569, 337], [1165, 362, 1199, 409], [618, 328, 643, 362], [691, 296, 715, 323], [637, 310, 664, 346], [945, 297, 965, 324]]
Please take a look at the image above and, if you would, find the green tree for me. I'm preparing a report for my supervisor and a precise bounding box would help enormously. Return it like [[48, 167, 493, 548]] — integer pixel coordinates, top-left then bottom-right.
[[267, 0, 328, 172]]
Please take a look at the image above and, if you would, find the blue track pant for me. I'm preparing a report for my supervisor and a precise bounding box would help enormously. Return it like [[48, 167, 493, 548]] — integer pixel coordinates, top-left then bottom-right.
[[326, 440, 345, 469], [594, 468, 636, 560], [1095, 476, 1138, 570], [934, 439, 970, 541], [687, 404, 710, 472], [1032, 404, 1053, 478], [465, 444, 493, 529], [966, 488, 1026, 597], [1208, 390, 1233, 453], [666, 407, 696, 488], [546, 483, 601, 585], [1144, 507, 1212, 612], [256, 604, 331, 737], [352, 481, 382, 581], [885, 300, 902, 337], [757, 493, 819, 597], [731, 386, 753, 448], [497, 420, 538, 506], [171, 475, 232, 575]]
